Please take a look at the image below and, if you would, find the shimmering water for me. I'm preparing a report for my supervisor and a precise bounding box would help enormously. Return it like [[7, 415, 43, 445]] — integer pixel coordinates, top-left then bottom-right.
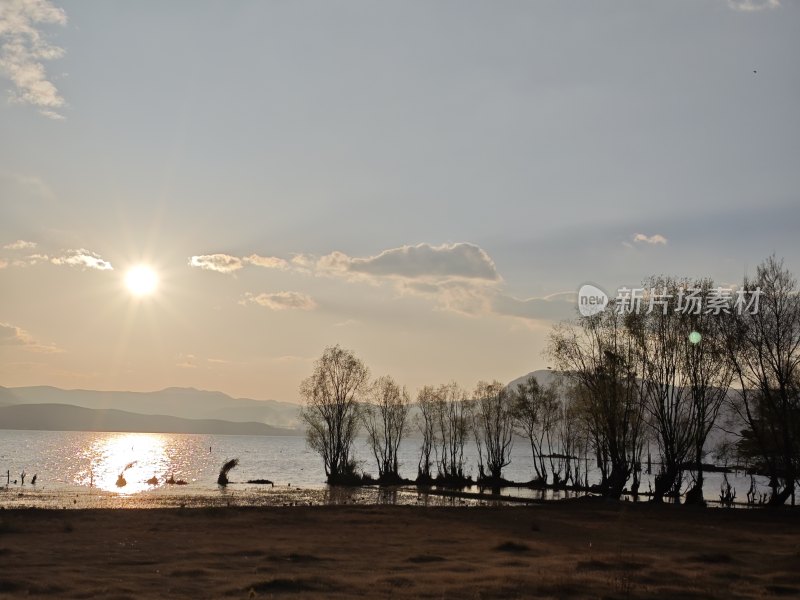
[[0, 429, 770, 507]]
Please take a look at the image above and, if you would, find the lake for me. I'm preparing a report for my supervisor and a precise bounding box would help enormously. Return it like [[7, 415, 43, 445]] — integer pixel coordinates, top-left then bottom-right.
[[0, 429, 770, 507]]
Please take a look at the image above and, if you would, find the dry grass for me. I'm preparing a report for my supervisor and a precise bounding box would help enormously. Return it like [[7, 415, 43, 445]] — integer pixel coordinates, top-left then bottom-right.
[[0, 498, 798, 598]]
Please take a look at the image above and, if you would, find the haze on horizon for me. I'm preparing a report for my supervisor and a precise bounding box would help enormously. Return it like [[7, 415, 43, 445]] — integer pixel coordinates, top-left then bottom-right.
[[1, 0, 798, 403]]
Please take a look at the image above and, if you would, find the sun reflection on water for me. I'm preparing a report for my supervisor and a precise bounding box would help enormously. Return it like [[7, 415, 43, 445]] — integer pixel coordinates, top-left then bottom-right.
[[76, 433, 171, 494]]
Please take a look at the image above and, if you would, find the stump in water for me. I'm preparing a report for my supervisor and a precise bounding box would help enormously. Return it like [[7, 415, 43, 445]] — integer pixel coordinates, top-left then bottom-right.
[[217, 458, 239, 486]]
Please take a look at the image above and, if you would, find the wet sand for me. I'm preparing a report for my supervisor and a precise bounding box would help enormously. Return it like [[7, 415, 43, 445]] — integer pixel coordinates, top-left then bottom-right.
[[0, 497, 798, 599]]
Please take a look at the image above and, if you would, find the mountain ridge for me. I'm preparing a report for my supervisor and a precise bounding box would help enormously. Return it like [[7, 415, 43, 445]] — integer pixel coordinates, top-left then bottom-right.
[[0, 403, 301, 436], [0, 385, 301, 429]]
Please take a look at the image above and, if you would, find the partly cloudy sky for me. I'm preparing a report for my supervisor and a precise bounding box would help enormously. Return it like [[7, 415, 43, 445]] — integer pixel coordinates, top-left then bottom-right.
[[1, 0, 798, 401]]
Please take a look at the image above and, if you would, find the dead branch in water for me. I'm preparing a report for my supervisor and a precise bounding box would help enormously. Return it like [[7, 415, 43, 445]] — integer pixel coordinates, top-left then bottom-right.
[[218, 458, 239, 486]]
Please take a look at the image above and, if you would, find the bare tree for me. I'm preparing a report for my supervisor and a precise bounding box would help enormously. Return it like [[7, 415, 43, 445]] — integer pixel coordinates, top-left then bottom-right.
[[627, 277, 696, 503], [415, 385, 439, 482], [558, 391, 590, 488], [472, 380, 515, 482], [678, 279, 733, 505], [724, 256, 800, 505], [511, 375, 560, 485], [433, 382, 470, 481], [548, 306, 646, 499], [300, 345, 370, 484], [362, 375, 410, 483]]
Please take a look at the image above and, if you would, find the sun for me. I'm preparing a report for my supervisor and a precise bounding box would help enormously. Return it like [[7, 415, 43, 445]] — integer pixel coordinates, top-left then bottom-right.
[[125, 266, 158, 296]]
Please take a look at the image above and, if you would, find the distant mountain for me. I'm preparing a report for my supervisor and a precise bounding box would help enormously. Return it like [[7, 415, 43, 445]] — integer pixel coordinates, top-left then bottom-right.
[[0, 386, 301, 429], [506, 369, 560, 391], [0, 403, 300, 436]]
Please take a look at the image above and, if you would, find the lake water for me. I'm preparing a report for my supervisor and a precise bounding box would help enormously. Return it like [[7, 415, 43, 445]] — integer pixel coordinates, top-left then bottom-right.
[[0, 429, 771, 507]]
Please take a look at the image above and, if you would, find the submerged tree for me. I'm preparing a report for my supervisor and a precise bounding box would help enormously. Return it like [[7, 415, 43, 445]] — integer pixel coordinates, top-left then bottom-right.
[[511, 374, 560, 485], [300, 345, 370, 484], [472, 380, 515, 482], [627, 278, 696, 503], [548, 306, 646, 499], [433, 382, 470, 481], [362, 375, 411, 483], [415, 385, 439, 482], [678, 280, 733, 505], [724, 255, 800, 505], [558, 390, 590, 489]]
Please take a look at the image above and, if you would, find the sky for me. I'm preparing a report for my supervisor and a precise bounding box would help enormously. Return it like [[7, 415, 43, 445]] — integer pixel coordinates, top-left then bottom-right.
[[1, 0, 798, 403]]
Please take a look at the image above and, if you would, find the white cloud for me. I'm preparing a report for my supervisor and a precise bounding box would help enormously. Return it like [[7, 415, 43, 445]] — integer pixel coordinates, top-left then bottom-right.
[[241, 291, 317, 311], [0, 0, 68, 119], [25, 252, 48, 264], [191, 242, 567, 324], [189, 254, 244, 274], [290, 254, 314, 271], [51, 249, 113, 270], [727, 0, 780, 11], [632, 233, 668, 245], [206, 357, 230, 365], [318, 242, 500, 282], [3, 239, 37, 250], [491, 291, 577, 322], [0, 322, 29, 346], [243, 254, 289, 270], [0, 321, 61, 352]]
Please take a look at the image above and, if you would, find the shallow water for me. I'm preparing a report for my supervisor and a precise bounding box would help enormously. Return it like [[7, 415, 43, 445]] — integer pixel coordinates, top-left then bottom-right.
[[0, 429, 773, 508]]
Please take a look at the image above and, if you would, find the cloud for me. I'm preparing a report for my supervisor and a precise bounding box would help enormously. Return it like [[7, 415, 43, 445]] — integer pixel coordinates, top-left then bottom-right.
[[0, 259, 6, 269], [243, 254, 289, 270], [0, 0, 68, 119], [632, 233, 668, 245], [189, 243, 499, 284], [0, 322, 61, 352], [206, 357, 230, 365], [188, 253, 289, 274], [318, 242, 500, 282], [241, 291, 317, 311], [727, 0, 780, 11], [25, 252, 48, 265], [0, 322, 29, 346], [189, 254, 244, 273], [190, 242, 564, 324], [394, 278, 492, 316], [491, 292, 577, 322], [51, 249, 113, 270], [3, 239, 37, 250]]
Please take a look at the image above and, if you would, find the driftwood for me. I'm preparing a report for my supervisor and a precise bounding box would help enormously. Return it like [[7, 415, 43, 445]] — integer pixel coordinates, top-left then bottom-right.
[[217, 458, 239, 486], [247, 479, 274, 487]]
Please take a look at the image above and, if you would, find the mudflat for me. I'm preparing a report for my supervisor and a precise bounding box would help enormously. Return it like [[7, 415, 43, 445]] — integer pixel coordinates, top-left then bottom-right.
[[0, 497, 798, 599]]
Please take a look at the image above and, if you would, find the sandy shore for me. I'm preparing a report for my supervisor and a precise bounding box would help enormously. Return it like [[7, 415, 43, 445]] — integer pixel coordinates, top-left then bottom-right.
[[0, 497, 798, 599]]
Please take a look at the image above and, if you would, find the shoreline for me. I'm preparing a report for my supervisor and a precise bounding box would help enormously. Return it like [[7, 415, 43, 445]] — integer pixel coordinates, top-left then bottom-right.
[[1, 482, 778, 511]]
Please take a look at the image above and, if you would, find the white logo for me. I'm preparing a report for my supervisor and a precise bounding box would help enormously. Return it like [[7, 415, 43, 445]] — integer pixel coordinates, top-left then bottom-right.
[[578, 284, 609, 317]]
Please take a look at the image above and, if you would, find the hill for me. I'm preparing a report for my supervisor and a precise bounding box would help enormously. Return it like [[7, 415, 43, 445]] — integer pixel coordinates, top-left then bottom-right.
[[0, 403, 300, 436], [0, 385, 301, 429]]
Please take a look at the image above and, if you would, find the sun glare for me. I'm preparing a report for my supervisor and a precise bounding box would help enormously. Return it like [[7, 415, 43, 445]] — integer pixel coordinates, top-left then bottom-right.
[[125, 266, 158, 296]]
